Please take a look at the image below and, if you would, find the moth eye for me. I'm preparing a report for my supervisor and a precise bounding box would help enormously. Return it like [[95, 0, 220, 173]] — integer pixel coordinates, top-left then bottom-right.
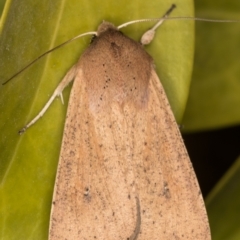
[[90, 34, 97, 43]]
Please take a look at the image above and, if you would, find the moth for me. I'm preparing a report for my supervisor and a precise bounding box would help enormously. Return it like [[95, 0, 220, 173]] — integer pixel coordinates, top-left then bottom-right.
[[17, 5, 211, 240]]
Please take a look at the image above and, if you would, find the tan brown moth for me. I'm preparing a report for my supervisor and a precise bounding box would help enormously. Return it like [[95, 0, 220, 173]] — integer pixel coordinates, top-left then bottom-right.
[[17, 5, 211, 240]]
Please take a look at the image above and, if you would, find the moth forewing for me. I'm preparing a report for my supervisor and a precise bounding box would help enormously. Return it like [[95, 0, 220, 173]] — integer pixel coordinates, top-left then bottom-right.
[[48, 21, 211, 239]]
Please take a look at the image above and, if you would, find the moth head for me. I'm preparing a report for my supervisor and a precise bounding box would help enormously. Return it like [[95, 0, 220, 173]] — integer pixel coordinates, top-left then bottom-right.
[[97, 21, 118, 36]]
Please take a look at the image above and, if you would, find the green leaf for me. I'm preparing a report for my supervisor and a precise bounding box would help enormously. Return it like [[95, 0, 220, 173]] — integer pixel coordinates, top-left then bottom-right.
[[0, 0, 194, 239], [0, 0, 6, 17], [206, 156, 240, 240], [182, 0, 240, 132]]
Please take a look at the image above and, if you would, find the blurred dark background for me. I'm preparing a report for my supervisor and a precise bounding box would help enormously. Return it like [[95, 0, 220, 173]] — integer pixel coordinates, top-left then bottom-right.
[[183, 125, 240, 197]]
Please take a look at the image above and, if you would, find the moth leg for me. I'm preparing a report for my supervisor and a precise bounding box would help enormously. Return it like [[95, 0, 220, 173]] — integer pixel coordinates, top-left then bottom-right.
[[19, 64, 78, 134], [129, 197, 141, 240], [141, 4, 176, 45]]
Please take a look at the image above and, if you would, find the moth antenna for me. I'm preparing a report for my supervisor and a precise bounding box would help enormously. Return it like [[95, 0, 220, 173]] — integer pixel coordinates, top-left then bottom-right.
[[118, 15, 240, 31], [2, 31, 96, 85], [118, 4, 240, 45], [151, 16, 240, 45], [4, 8, 240, 86], [166, 16, 240, 23]]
